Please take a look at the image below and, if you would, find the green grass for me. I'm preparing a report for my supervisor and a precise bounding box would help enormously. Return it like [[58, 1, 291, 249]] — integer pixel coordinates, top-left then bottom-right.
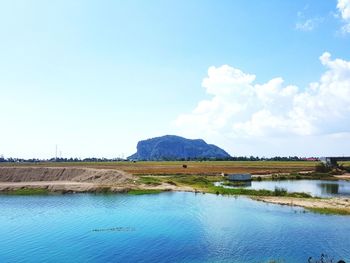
[[307, 207, 350, 216], [127, 189, 165, 195], [207, 186, 312, 198], [2, 188, 50, 195], [138, 176, 162, 186], [163, 174, 220, 184]]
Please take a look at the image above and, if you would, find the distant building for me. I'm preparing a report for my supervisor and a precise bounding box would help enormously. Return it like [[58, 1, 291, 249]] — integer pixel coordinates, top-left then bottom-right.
[[224, 173, 252, 181], [303, 157, 318, 161]]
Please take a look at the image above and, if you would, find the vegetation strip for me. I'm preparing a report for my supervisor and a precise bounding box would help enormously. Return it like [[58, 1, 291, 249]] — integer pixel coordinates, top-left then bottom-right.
[[306, 207, 350, 216], [1, 188, 50, 195], [127, 189, 165, 195]]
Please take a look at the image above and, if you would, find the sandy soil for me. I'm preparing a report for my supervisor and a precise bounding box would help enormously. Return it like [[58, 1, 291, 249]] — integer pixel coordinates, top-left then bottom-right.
[[334, 173, 350, 180], [253, 196, 350, 213], [0, 167, 194, 193], [142, 183, 195, 192], [0, 167, 139, 192], [0, 166, 135, 183]]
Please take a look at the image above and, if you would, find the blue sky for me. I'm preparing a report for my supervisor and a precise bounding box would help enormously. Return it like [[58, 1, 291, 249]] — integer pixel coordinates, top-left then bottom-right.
[[1, 0, 350, 158]]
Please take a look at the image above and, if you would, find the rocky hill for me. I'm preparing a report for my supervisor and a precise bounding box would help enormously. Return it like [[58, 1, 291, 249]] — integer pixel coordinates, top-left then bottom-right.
[[128, 135, 231, 161]]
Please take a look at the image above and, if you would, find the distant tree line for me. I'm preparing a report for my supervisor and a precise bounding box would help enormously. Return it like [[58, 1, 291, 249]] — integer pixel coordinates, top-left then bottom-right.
[[0, 156, 125, 163], [142, 156, 318, 161], [0, 155, 319, 163]]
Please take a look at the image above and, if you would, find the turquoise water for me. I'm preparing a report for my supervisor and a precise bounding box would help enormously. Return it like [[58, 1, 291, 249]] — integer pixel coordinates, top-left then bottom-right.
[[0, 192, 349, 262], [215, 180, 350, 197]]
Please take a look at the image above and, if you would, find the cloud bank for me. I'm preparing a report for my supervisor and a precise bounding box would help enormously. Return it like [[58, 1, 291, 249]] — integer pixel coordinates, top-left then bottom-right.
[[173, 53, 350, 156]]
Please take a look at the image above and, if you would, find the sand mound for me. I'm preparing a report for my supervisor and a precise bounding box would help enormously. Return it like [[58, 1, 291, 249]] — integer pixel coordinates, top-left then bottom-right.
[[0, 167, 134, 184]]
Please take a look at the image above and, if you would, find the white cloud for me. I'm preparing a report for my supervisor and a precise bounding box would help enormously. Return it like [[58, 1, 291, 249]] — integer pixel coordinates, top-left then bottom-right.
[[295, 7, 323, 32], [337, 0, 350, 33], [173, 53, 350, 155], [295, 18, 322, 31]]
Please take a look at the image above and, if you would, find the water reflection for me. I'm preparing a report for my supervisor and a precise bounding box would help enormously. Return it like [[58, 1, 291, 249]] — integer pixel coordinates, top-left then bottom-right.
[[318, 183, 339, 195], [216, 180, 350, 197]]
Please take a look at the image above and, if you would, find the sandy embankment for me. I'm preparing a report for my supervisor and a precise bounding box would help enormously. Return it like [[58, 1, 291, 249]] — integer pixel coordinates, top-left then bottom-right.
[[253, 196, 350, 214], [0, 166, 191, 193], [0, 167, 140, 193], [334, 173, 350, 180]]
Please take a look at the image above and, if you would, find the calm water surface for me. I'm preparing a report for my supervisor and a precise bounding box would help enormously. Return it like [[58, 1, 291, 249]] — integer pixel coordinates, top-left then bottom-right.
[[216, 179, 350, 197], [0, 192, 349, 263]]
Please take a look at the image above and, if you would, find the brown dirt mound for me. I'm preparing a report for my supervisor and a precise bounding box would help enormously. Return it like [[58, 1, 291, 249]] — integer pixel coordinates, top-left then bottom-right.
[[0, 167, 135, 184]]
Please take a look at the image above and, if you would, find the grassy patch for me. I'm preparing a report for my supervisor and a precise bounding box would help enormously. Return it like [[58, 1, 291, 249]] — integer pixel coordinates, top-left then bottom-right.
[[2, 188, 50, 195], [161, 175, 220, 186], [127, 189, 164, 195], [257, 172, 336, 181], [207, 186, 312, 198], [307, 207, 350, 216], [138, 176, 162, 186]]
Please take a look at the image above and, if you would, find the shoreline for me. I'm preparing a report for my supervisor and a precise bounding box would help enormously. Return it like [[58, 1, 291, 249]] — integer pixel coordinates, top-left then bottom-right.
[[252, 196, 350, 215], [1, 165, 350, 215], [1, 181, 350, 215]]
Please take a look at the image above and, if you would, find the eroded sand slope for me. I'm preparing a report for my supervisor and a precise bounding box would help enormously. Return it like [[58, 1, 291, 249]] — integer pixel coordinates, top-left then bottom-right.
[[0, 167, 136, 192]]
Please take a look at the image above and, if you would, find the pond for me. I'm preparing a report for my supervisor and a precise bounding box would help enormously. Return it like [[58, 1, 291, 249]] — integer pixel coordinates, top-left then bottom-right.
[[0, 192, 349, 262], [215, 179, 350, 197]]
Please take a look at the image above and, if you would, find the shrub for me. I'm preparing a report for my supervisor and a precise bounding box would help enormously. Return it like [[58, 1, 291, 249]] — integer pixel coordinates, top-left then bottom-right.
[[274, 187, 288, 196], [315, 163, 331, 173], [166, 180, 177, 186]]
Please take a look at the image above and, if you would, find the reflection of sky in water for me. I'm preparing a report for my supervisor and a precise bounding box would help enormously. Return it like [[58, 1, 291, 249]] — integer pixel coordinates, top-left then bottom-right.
[[217, 180, 350, 197]]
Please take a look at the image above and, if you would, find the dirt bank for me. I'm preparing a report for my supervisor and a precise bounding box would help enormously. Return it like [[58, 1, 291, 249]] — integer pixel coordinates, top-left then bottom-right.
[[0, 167, 140, 193], [253, 196, 350, 214], [334, 173, 350, 180], [0, 167, 135, 183], [0, 167, 191, 193]]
